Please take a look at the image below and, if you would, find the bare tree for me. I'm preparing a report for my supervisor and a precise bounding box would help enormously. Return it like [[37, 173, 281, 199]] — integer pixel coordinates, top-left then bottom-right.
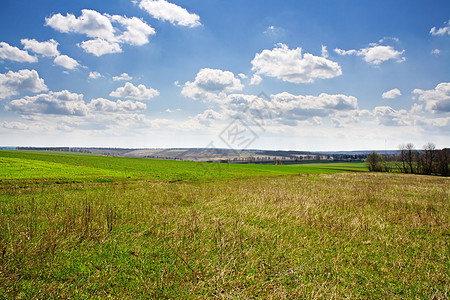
[[398, 144, 407, 173], [405, 143, 415, 174], [397, 142, 447, 176], [420, 142, 436, 175], [436, 148, 450, 176]]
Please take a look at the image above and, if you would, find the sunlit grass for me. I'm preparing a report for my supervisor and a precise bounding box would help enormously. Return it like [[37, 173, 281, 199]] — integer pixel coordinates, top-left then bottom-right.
[[0, 151, 447, 298], [0, 169, 448, 298], [0, 150, 354, 183]]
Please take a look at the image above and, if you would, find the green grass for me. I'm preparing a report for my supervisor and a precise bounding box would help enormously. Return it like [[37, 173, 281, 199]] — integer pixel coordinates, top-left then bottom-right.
[[0, 150, 357, 183], [0, 150, 448, 298], [0, 156, 125, 181], [300, 162, 368, 172]]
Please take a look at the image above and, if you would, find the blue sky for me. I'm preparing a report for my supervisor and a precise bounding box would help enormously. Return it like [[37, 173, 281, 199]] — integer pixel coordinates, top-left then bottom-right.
[[0, 0, 449, 151]]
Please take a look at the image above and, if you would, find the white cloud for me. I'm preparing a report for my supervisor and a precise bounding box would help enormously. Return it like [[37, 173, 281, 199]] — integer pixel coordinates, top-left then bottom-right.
[[379, 37, 399, 43], [20, 39, 60, 57], [264, 25, 283, 36], [382, 88, 402, 99], [78, 38, 122, 56], [109, 15, 156, 46], [413, 82, 450, 113], [0, 121, 29, 130], [430, 20, 450, 36], [0, 69, 48, 99], [250, 74, 262, 85], [416, 117, 450, 129], [334, 49, 358, 56], [89, 71, 102, 79], [46, 9, 155, 56], [45, 9, 116, 40], [373, 102, 449, 128], [110, 82, 159, 100], [19, 39, 79, 70], [113, 73, 133, 81], [238, 73, 247, 79], [166, 108, 181, 113], [251, 43, 342, 84], [138, 0, 201, 27], [0, 42, 37, 63], [193, 109, 223, 126], [220, 92, 359, 127], [181, 68, 244, 101], [5, 90, 88, 116], [270, 92, 358, 119], [88, 98, 146, 112], [54, 55, 80, 70], [431, 49, 441, 55], [358, 45, 405, 65], [373, 106, 410, 126], [410, 103, 424, 115], [335, 43, 405, 65], [321, 45, 329, 58]]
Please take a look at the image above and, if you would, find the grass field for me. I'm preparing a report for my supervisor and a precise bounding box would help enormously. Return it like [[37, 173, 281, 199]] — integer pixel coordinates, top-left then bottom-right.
[[0, 150, 361, 182], [0, 150, 448, 298]]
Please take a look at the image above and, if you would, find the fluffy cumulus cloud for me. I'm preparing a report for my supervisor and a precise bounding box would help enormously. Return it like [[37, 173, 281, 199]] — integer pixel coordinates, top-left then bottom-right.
[[430, 20, 450, 36], [18, 39, 79, 71], [5, 90, 88, 116], [88, 98, 146, 112], [138, 0, 201, 27], [109, 15, 156, 45], [53, 55, 80, 69], [20, 39, 60, 57], [0, 42, 37, 63], [89, 71, 102, 79], [0, 69, 47, 99], [113, 73, 133, 81], [270, 92, 358, 119], [250, 74, 262, 85], [373, 106, 410, 126], [45, 9, 115, 40], [372, 103, 450, 128], [382, 88, 402, 99], [413, 82, 450, 113], [192, 109, 223, 126], [219, 92, 358, 128], [45, 9, 155, 56], [335, 42, 405, 65], [358, 45, 405, 65], [181, 68, 244, 101], [251, 43, 342, 84], [79, 39, 122, 56], [110, 82, 159, 100]]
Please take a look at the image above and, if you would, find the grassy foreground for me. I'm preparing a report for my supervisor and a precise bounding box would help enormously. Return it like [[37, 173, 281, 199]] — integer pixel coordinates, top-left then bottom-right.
[[0, 151, 449, 298]]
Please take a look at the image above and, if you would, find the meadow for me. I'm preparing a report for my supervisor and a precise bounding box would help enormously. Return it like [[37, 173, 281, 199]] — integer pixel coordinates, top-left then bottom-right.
[[0, 150, 448, 299]]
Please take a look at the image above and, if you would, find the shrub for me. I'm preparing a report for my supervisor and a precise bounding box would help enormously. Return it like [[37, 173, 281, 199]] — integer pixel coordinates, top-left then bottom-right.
[[365, 151, 384, 172]]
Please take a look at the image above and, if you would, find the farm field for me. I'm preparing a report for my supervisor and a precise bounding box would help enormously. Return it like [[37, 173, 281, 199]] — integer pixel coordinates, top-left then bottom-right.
[[0, 150, 359, 183], [0, 150, 449, 298]]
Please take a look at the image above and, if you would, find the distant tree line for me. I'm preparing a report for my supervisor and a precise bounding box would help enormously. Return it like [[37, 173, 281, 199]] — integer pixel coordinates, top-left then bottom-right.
[[365, 142, 449, 176]]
